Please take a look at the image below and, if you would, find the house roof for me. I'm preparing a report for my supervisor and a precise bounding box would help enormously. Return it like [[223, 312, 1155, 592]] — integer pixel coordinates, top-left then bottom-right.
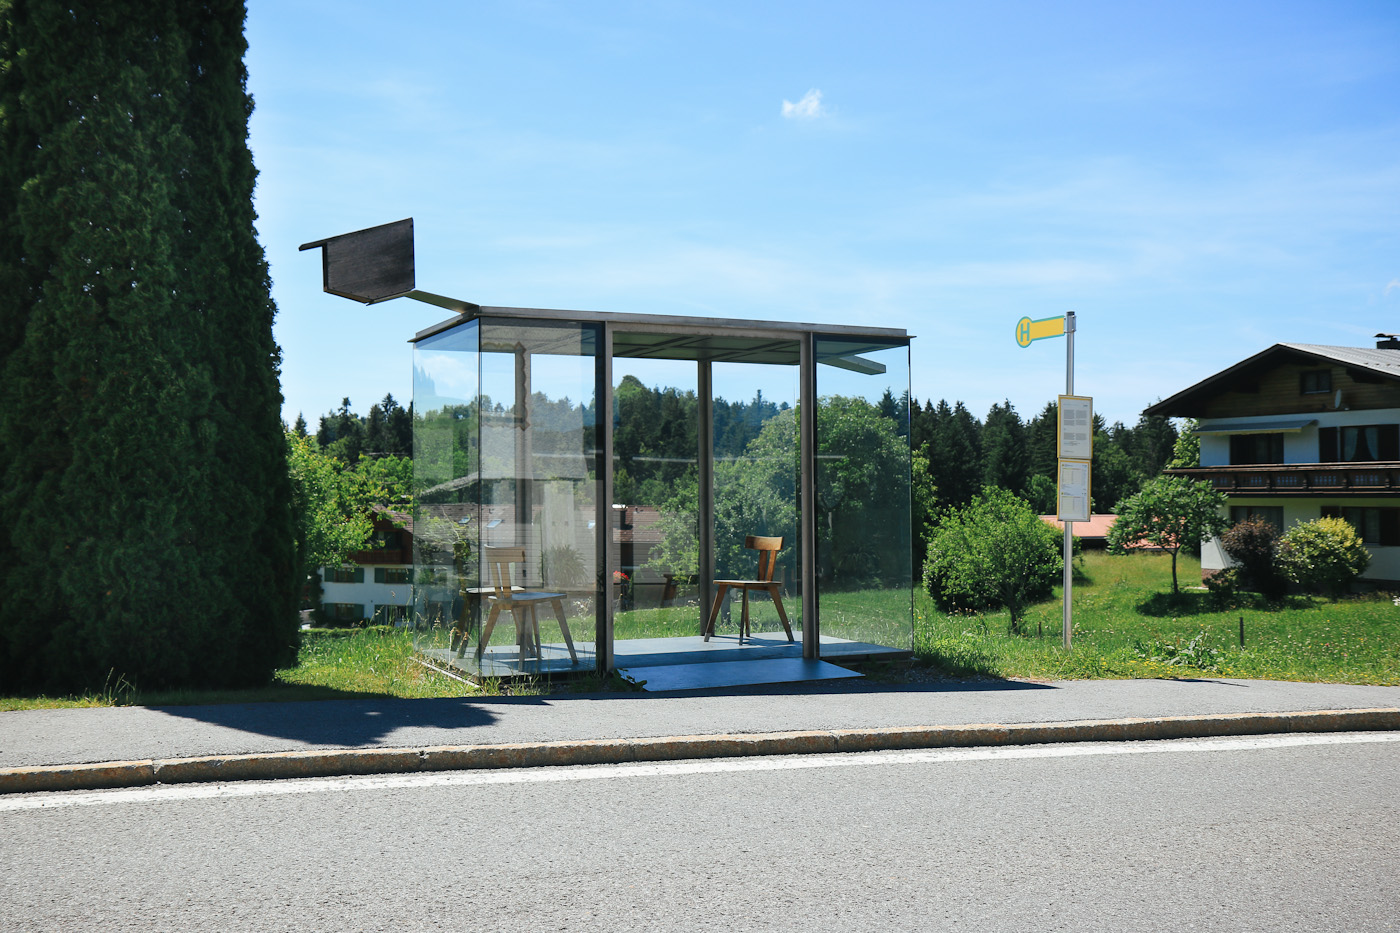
[[1040, 514, 1116, 539], [1144, 343, 1400, 418]]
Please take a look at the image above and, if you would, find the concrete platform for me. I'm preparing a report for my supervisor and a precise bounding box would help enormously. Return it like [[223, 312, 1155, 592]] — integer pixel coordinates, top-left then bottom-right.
[[617, 658, 864, 692], [423, 631, 909, 680]]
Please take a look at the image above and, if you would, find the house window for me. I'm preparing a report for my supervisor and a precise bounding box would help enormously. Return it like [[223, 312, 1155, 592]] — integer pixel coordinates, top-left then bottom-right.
[[374, 567, 412, 584], [370, 529, 402, 550], [1322, 506, 1400, 546], [1229, 433, 1284, 465], [1300, 370, 1332, 394], [324, 566, 364, 584], [1229, 506, 1284, 531], [323, 602, 366, 622], [374, 605, 411, 624], [1319, 425, 1400, 462]]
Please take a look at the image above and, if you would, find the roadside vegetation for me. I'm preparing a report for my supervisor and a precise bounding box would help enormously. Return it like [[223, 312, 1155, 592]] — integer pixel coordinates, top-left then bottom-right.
[[5, 550, 1397, 711], [916, 550, 1400, 685]]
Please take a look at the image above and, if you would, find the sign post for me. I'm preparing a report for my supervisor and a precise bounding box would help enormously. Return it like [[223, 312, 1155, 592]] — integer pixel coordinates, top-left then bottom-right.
[[1015, 311, 1087, 648]]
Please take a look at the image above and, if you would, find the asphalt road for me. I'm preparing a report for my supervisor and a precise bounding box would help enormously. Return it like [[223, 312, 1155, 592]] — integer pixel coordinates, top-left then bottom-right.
[[4, 732, 1397, 931]]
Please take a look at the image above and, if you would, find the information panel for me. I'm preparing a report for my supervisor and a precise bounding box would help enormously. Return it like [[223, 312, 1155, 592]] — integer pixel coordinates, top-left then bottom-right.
[[1058, 395, 1093, 461], [1058, 458, 1091, 523]]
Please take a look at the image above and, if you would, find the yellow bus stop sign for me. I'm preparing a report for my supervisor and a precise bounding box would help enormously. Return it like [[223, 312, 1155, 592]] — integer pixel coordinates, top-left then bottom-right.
[[1015, 315, 1066, 348]]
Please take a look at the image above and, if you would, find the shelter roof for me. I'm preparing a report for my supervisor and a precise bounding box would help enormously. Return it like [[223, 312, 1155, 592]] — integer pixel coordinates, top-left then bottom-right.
[[410, 305, 909, 367]]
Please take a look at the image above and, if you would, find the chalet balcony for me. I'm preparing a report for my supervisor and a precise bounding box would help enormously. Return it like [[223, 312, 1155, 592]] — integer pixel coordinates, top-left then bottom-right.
[[1164, 463, 1400, 497]]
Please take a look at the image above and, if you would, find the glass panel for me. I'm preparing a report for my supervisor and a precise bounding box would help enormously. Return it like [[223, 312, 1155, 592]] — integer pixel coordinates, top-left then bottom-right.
[[813, 337, 913, 656], [473, 319, 601, 675], [610, 358, 702, 663], [709, 359, 802, 646], [411, 319, 482, 667]]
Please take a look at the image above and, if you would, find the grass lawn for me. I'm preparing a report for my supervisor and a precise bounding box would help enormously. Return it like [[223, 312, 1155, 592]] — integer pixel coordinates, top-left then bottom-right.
[[5, 551, 1397, 710], [916, 550, 1400, 685]]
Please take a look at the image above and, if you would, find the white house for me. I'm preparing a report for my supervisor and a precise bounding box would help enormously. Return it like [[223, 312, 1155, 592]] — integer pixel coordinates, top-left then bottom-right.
[[1146, 339, 1400, 584], [319, 508, 415, 624]]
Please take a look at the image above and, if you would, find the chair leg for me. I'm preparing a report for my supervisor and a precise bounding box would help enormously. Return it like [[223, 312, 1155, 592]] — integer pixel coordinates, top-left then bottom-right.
[[740, 587, 750, 641], [768, 584, 794, 642], [475, 603, 504, 660], [513, 606, 535, 661], [704, 584, 729, 641], [550, 598, 577, 663]]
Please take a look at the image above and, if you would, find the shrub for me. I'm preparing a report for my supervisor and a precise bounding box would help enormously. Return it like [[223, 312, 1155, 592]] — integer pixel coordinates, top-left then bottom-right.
[[1276, 517, 1370, 597], [923, 486, 1063, 634], [1220, 517, 1284, 598], [1203, 567, 1241, 608]]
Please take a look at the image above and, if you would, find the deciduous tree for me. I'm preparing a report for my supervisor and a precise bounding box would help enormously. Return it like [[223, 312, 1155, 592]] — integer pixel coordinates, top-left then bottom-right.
[[1108, 476, 1227, 594], [923, 486, 1062, 634]]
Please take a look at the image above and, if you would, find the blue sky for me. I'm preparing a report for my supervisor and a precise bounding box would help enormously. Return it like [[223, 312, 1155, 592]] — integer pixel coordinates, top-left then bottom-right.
[[247, 0, 1400, 429]]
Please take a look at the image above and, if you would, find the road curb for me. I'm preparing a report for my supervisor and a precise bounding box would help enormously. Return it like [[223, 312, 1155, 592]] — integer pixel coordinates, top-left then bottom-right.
[[3, 707, 1397, 795]]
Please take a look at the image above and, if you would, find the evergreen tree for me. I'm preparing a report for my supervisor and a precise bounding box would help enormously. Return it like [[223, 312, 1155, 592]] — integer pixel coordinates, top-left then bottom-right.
[[1127, 411, 1179, 478], [0, 1, 295, 693], [982, 400, 1029, 495], [910, 398, 936, 455], [928, 400, 982, 509], [1026, 400, 1059, 482]]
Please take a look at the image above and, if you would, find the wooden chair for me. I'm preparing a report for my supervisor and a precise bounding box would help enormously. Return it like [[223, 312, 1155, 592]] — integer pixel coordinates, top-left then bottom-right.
[[473, 547, 578, 665], [704, 535, 794, 643]]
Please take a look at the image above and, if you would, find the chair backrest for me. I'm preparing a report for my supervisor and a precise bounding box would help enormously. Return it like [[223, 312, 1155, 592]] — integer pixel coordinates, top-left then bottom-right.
[[744, 535, 783, 583], [484, 547, 526, 599]]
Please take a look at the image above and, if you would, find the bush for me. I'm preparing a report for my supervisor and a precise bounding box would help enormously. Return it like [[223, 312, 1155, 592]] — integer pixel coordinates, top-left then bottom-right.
[[924, 486, 1063, 634], [1276, 517, 1370, 597], [1220, 517, 1284, 598], [1203, 567, 1241, 608]]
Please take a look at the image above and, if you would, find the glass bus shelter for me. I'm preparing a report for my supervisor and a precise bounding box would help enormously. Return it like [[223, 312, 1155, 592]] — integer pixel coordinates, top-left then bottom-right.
[[409, 306, 913, 679], [300, 219, 913, 681]]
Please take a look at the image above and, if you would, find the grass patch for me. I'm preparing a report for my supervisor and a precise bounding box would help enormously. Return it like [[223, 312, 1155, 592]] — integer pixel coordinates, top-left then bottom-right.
[[915, 550, 1400, 684], [7, 551, 1397, 710], [0, 626, 476, 711]]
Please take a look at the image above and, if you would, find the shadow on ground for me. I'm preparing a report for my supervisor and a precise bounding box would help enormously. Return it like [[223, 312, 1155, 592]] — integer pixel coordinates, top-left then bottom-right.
[[152, 676, 1055, 745]]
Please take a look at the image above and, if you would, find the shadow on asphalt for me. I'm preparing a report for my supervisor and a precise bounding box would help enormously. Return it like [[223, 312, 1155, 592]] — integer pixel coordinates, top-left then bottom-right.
[[150, 678, 1055, 745], [152, 696, 519, 747]]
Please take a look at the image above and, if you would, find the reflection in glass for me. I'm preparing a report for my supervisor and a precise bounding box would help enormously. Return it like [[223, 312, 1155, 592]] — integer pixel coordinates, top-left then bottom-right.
[[412, 318, 602, 675], [813, 338, 913, 655], [610, 360, 701, 652], [709, 361, 801, 643]]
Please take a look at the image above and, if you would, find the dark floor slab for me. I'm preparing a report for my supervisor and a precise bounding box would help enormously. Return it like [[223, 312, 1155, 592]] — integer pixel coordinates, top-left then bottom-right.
[[617, 657, 863, 692]]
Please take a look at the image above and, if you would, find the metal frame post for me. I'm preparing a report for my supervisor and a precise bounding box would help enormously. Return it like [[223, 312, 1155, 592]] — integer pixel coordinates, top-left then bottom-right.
[[598, 324, 615, 673], [1063, 311, 1076, 650], [799, 333, 818, 659], [697, 360, 715, 635]]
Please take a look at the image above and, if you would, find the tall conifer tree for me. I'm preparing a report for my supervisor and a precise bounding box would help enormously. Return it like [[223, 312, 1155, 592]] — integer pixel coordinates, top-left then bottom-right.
[[0, 1, 295, 693]]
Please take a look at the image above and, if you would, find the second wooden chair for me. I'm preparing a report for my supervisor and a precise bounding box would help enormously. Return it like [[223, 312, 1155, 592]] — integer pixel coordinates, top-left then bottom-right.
[[703, 535, 794, 643]]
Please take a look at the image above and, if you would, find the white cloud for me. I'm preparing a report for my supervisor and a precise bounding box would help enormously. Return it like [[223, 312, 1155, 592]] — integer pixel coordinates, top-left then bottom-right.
[[1385, 278, 1400, 297], [781, 89, 824, 119]]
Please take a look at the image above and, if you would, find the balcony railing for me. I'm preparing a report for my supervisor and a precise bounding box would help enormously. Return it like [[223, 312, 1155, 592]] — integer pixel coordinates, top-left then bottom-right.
[[1163, 463, 1400, 496]]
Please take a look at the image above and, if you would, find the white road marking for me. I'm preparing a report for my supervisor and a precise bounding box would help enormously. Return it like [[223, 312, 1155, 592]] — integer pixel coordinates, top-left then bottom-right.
[[4, 731, 1398, 813]]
